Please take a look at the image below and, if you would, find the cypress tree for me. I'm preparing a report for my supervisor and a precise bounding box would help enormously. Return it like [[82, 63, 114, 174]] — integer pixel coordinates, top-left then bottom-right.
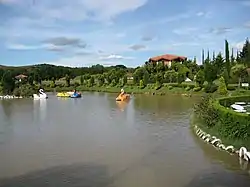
[[202, 49, 205, 64], [225, 39, 230, 75]]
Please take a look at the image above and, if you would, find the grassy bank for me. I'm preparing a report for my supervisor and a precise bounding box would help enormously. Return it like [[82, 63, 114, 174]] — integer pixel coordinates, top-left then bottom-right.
[[191, 114, 250, 149], [43, 83, 250, 97], [192, 95, 250, 149], [44, 84, 203, 95]]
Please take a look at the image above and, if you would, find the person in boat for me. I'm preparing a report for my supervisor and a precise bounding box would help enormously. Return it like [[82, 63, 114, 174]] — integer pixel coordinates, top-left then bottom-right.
[[120, 88, 125, 96]]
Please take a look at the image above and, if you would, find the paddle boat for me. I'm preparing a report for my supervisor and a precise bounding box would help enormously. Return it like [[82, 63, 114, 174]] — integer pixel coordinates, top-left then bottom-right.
[[116, 88, 130, 101], [56, 92, 70, 97], [33, 89, 48, 100], [57, 90, 81, 98]]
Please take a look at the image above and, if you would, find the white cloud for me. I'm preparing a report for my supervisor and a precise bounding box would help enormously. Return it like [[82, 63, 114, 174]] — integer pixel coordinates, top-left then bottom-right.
[[6, 43, 44, 50], [231, 41, 245, 50], [99, 54, 134, 60], [39, 53, 134, 67], [2, 0, 148, 22]]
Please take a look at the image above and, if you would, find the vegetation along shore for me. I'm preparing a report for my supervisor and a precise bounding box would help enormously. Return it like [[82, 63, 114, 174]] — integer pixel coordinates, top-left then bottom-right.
[[0, 39, 250, 97]]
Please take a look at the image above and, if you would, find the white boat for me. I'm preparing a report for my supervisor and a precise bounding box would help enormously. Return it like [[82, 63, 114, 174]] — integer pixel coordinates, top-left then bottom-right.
[[33, 89, 48, 100], [231, 104, 244, 111]]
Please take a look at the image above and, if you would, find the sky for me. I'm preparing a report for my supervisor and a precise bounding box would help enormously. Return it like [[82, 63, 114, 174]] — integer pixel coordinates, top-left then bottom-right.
[[0, 0, 249, 67]]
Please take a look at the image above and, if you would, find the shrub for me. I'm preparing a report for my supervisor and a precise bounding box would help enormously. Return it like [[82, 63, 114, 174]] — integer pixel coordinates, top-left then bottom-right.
[[204, 83, 218, 93], [194, 96, 218, 127], [217, 76, 228, 95], [195, 95, 250, 139], [185, 86, 191, 91], [155, 81, 162, 90], [193, 86, 202, 92], [168, 85, 173, 90], [227, 85, 237, 91]]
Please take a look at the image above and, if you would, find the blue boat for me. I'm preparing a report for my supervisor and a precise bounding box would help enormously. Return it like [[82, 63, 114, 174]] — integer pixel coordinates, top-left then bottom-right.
[[70, 92, 82, 98]]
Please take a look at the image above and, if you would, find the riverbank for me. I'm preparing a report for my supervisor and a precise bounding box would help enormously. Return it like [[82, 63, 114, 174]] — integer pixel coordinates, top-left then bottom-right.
[[44, 83, 250, 97], [191, 114, 250, 149], [191, 95, 250, 150]]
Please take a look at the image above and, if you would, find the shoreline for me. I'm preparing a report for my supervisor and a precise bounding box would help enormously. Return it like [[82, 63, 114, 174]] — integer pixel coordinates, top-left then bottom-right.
[[191, 114, 250, 162], [191, 113, 250, 150], [43, 85, 250, 97]]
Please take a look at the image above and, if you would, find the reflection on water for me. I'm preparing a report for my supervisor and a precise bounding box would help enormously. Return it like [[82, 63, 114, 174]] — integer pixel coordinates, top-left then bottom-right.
[[0, 163, 113, 187], [116, 101, 129, 111], [33, 99, 47, 122]]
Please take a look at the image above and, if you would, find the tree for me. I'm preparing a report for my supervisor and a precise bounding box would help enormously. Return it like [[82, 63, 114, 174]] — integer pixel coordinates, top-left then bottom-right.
[[202, 49, 205, 64], [80, 75, 84, 85], [133, 67, 148, 85], [231, 64, 247, 88], [195, 70, 205, 87], [213, 52, 224, 79], [28, 75, 34, 85], [1, 70, 15, 94], [204, 56, 217, 85], [239, 38, 250, 67], [65, 74, 70, 87], [225, 40, 230, 76], [97, 74, 104, 86], [217, 76, 228, 95]]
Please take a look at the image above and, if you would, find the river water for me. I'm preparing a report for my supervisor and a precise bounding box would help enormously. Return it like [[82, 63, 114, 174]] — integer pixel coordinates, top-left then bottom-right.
[[0, 93, 249, 187]]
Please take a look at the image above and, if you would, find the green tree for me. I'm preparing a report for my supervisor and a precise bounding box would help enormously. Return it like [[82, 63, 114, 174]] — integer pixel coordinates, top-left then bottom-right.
[[2, 70, 15, 94], [225, 40, 230, 76], [239, 38, 250, 67], [231, 64, 247, 88], [195, 70, 205, 87], [80, 75, 84, 85], [97, 74, 105, 86], [65, 74, 70, 87], [217, 76, 228, 95], [28, 75, 34, 85], [204, 56, 217, 85]]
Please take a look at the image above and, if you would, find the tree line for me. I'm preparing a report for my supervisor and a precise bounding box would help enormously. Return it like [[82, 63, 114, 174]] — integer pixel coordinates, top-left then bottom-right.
[[0, 38, 249, 95]]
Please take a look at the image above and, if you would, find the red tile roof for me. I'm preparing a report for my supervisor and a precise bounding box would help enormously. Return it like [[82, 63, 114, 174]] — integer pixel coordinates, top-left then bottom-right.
[[149, 54, 187, 62], [15, 74, 28, 79]]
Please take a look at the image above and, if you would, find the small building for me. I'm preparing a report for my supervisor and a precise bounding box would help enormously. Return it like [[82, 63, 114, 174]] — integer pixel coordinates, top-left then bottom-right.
[[15, 74, 28, 82], [148, 54, 187, 68]]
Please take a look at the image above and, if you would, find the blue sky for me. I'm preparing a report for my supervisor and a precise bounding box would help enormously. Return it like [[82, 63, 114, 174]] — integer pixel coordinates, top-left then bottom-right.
[[0, 0, 249, 67]]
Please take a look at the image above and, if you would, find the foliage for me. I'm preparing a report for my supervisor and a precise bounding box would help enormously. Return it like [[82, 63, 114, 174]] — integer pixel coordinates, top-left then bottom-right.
[[65, 74, 70, 87], [1, 70, 15, 94], [230, 64, 247, 87], [194, 96, 218, 127], [139, 80, 144, 89], [217, 76, 228, 95], [13, 84, 35, 97], [0, 39, 249, 94], [195, 70, 205, 87], [80, 75, 84, 85], [204, 83, 218, 93], [194, 95, 250, 139]]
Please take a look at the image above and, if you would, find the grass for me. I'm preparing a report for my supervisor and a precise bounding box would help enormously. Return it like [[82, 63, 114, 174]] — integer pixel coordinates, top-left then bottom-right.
[[191, 114, 250, 150]]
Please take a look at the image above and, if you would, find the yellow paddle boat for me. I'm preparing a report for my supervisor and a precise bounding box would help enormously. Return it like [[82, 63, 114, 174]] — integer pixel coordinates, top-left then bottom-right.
[[56, 92, 70, 97], [116, 88, 130, 101]]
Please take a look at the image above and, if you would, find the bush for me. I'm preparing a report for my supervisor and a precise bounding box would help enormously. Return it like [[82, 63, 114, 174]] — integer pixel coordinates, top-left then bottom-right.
[[217, 76, 228, 95], [204, 83, 218, 93], [218, 95, 250, 107], [185, 86, 191, 91], [195, 95, 250, 139], [194, 96, 218, 127], [227, 85, 237, 91], [193, 86, 202, 92], [168, 85, 173, 90]]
